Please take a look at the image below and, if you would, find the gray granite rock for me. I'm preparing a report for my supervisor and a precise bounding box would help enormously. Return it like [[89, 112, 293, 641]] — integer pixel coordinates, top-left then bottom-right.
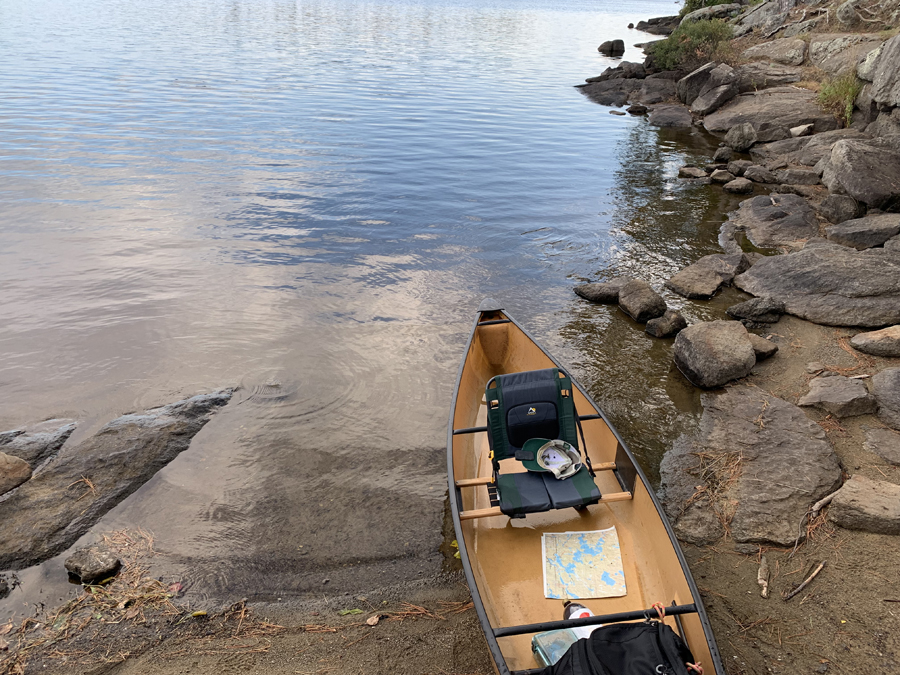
[[826, 214, 900, 250], [727, 159, 754, 177], [871, 34, 900, 107], [864, 428, 900, 465], [850, 325, 900, 357], [748, 333, 778, 360], [0, 390, 233, 570], [665, 253, 752, 299], [635, 15, 680, 35], [679, 166, 708, 179], [734, 62, 804, 93], [857, 42, 885, 81], [681, 3, 742, 23], [734, 241, 900, 327], [645, 309, 688, 338], [799, 375, 877, 417], [710, 169, 735, 184], [690, 64, 739, 115], [725, 122, 757, 152], [574, 278, 634, 303], [741, 37, 807, 66], [704, 87, 840, 135], [743, 165, 778, 184], [65, 544, 122, 584], [821, 138, 900, 211], [724, 177, 754, 194], [817, 194, 863, 224], [676, 62, 717, 106], [659, 386, 841, 546], [867, 108, 900, 139], [776, 168, 820, 185], [673, 320, 756, 388], [808, 33, 883, 75], [648, 105, 693, 127], [713, 146, 733, 163], [0, 420, 77, 467], [873, 368, 900, 430], [828, 475, 900, 535], [727, 296, 785, 323], [725, 193, 818, 249], [0, 452, 32, 497], [618, 279, 667, 323], [791, 123, 813, 137]]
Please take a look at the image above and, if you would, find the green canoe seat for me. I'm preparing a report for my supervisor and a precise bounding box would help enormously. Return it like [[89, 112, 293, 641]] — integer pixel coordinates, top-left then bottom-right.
[[486, 368, 601, 518]]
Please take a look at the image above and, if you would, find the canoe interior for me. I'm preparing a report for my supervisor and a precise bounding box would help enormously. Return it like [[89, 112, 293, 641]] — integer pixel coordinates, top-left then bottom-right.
[[450, 311, 716, 673]]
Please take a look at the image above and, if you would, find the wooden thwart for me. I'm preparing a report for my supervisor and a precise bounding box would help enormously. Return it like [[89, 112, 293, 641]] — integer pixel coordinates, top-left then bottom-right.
[[459, 491, 632, 520], [454, 462, 617, 489]]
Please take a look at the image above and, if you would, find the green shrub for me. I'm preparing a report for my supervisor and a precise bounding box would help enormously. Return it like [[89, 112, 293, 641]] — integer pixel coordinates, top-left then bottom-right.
[[817, 71, 862, 127], [648, 19, 734, 71], [679, 0, 735, 18]]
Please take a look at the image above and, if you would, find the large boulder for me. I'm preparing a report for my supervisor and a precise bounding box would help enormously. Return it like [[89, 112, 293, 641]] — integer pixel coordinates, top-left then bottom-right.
[[798, 375, 877, 417], [741, 38, 807, 66], [820, 138, 900, 210], [574, 278, 634, 303], [676, 62, 717, 106], [0, 390, 233, 570], [598, 39, 626, 56], [0, 452, 32, 497], [665, 253, 752, 299], [704, 87, 840, 135], [870, 34, 900, 107], [828, 475, 900, 535], [857, 42, 885, 81], [825, 214, 900, 250], [690, 64, 739, 115], [788, 128, 872, 166], [808, 33, 883, 75], [734, 241, 900, 327], [723, 193, 818, 250], [618, 279, 667, 323], [817, 194, 864, 224], [673, 320, 756, 388], [0, 420, 76, 467], [873, 367, 900, 430], [732, 1, 784, 33], [648, 105, 693, 127], [850, 325, 900, 357], [680, 3, 742, 23], [735, 62, 804, 93], [659, 387, 841, 546]]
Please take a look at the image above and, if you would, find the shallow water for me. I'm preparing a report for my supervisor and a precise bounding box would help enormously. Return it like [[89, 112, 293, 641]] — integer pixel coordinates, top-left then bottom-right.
[[0, 0, 745, 617]]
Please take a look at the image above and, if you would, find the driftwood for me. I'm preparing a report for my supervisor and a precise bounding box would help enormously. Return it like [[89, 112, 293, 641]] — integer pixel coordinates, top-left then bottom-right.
[[782, 561, 826, 601], [789, 487, 842, 557]]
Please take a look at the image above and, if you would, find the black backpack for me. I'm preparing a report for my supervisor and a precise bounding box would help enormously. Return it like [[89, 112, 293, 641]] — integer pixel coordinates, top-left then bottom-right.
[[539, 621, 699, 675]]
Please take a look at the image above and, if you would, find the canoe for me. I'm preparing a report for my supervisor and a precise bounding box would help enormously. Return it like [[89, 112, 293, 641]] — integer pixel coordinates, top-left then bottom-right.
[[446, 299, 724, 675]]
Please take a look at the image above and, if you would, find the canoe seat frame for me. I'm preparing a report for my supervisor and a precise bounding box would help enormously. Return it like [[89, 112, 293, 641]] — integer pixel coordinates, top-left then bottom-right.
[[453, 419, 637, 521]]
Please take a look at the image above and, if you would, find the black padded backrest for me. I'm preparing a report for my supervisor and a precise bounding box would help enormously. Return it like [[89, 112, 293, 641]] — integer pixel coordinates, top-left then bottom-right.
[[486, 368, 578, 463]]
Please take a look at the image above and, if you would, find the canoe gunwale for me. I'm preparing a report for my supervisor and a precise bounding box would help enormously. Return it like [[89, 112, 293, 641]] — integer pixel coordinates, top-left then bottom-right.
[[446, 304, 725, 675]]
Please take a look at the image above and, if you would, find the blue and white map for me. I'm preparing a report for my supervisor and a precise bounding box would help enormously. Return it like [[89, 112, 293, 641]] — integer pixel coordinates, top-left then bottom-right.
[[542, 527, 627, 600]]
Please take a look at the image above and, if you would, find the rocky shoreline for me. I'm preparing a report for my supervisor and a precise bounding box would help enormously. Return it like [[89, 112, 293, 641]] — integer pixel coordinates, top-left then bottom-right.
[[576, 3, 900, 672]]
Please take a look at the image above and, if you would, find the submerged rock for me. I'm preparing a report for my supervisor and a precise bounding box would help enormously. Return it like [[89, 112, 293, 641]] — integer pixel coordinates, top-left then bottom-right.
[[0, 390, 233, 570], [673, 320, 756, 388], [65, 544, 122, 584], [799, 375, 877, 417], [574, 278, 634, 304], [734, 241, 900, 327], [829, 475, 900, 535], [645, 310, 687, 338], [659, 387, 841, 546]]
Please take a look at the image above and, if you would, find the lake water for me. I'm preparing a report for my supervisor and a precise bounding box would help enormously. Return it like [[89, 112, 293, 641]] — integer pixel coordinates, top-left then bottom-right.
[[0, 0, 740, 616]]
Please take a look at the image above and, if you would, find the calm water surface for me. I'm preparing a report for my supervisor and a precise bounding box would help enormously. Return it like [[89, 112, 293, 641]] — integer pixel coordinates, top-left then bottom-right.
[[0, 0, 742, 615]]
